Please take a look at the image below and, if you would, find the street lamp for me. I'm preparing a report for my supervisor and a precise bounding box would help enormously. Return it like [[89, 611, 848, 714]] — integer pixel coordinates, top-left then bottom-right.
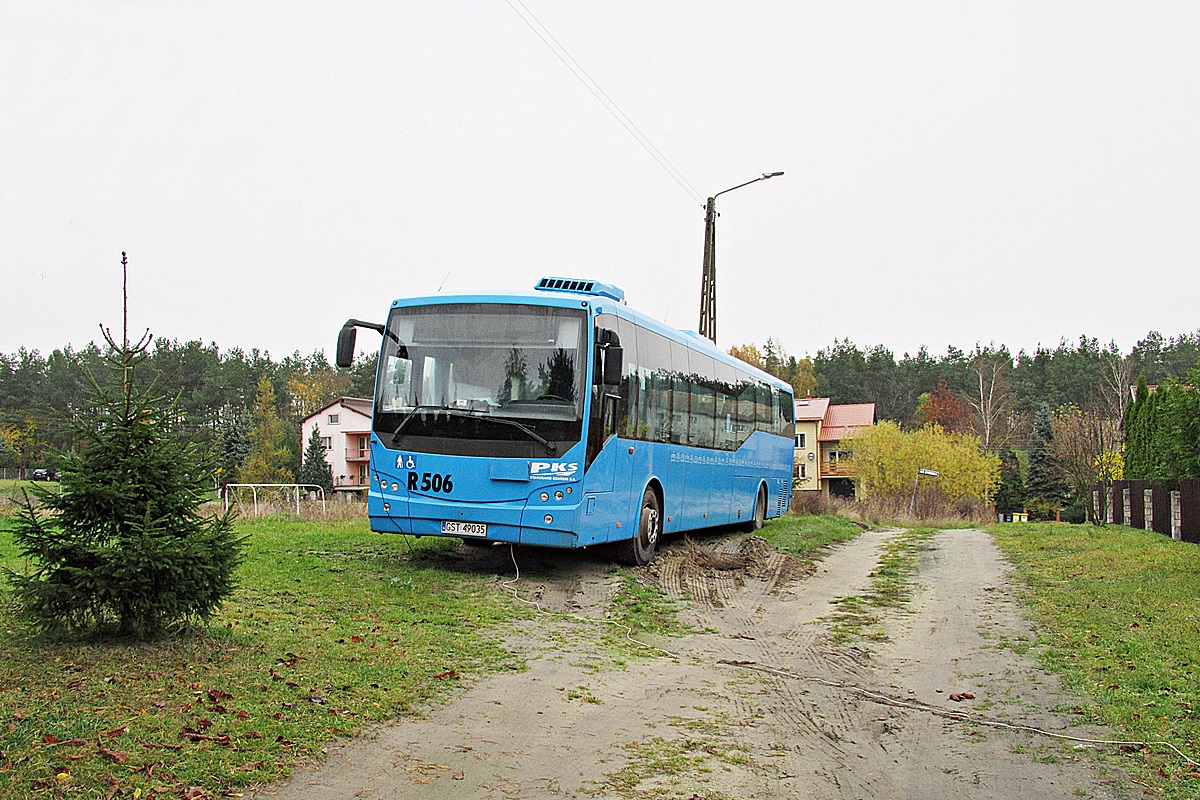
[[698, 171, 784, 344]]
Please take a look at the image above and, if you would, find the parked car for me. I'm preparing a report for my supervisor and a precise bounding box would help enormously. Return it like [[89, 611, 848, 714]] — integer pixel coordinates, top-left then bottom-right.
[[30, 468, 57, 481]]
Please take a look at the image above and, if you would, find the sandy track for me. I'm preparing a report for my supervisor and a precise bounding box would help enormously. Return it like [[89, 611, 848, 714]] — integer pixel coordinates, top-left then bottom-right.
[[248, 528, 1134, 799]]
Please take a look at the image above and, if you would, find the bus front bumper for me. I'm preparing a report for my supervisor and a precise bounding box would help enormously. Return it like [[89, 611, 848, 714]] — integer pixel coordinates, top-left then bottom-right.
[[369, 492, 584, 549]]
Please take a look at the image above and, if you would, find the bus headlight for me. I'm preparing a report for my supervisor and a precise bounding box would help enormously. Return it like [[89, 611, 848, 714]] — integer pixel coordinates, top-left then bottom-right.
[[543, 514, 554, 525], [540, 492, 549, 502]]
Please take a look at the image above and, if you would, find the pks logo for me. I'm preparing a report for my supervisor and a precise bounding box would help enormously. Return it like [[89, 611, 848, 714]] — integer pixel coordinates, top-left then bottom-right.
[[530, 461, 578, 480]]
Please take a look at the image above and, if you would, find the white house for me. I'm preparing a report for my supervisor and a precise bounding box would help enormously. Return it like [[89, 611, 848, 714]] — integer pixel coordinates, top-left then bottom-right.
[[300, 397, 373, 497]]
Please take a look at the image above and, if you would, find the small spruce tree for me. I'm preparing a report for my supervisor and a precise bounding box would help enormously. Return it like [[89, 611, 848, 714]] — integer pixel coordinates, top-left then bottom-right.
[[7, 253, 243, 638], [299, 425, 334, 492]]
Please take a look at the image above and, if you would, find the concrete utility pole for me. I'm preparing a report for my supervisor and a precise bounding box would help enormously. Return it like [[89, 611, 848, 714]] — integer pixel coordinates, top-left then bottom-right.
[[698, 171, 783, 344]]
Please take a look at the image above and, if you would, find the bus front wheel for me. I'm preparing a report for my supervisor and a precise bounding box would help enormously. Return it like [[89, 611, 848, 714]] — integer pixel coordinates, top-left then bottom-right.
[[618, 487, 661, 566]]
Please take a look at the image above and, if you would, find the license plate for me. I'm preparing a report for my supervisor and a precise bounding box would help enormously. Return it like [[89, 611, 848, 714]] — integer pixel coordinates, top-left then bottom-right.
[[441, 521, 487, 537]]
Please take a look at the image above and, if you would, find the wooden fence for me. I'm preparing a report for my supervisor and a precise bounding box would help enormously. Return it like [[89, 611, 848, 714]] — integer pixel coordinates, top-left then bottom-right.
[[1095, 479, 1200, 543]]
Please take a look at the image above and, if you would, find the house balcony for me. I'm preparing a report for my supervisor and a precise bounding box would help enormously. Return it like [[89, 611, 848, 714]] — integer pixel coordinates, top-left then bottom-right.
[[345, 448, 370, 462], [333, 475, 369, 492], [821, 461, 856, 479]]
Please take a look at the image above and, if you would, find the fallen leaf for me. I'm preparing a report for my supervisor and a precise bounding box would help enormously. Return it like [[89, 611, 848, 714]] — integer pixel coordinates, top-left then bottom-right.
[[42, 734, 59, 744], [434, 670, 457, 681], [242, 732, 263, 739], [97, 748, 128, 763], [102, 727, 126, 738], [949, 692, 976, 702], [238, 761, 265, 772], [453, 771, 464, 780], [141, 740, 183, 752]]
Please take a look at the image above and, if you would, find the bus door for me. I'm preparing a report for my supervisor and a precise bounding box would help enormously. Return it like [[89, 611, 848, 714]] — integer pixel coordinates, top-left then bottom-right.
[[583, 319, 624, 540]]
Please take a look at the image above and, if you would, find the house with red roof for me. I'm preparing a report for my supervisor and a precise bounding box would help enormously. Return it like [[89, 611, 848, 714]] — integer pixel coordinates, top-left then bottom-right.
[[793, 398, 876, 498], [300, 397, 373, 497]]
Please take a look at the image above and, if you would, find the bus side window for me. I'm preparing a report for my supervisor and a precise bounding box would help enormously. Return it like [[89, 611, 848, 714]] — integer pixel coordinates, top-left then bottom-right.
[[771, 387, 782, 436], [669, 341, 691, 445], [715, 361, 738, 451], [687, 351, 716, 449], [736, 379, 755, 447], [616, 316, 640, 438], [756, 383, 772, 434], [637, 327, 673, 444]]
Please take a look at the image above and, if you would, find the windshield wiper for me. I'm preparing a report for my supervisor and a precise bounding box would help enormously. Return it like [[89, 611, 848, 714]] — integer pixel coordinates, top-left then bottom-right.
[[481, 415, 558, 454], [390, 405, 453, 442], [391, 406, 558, 454]]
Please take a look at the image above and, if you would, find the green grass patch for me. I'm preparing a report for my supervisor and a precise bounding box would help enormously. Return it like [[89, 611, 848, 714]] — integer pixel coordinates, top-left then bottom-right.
[[750, 513, 862, 560], [603, 571, 690, 657], [827, 527, 936, 641], [990, 522, 1200, 799], [0, 517, 524, 798]]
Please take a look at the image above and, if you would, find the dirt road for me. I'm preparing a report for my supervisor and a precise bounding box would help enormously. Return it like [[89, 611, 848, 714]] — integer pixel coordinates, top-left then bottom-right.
[[249, 528, 1135, 799]]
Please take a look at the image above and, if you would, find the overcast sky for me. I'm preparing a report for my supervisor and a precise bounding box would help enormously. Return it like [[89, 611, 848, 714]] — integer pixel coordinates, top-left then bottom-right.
[[3, 2, 1197, 364]]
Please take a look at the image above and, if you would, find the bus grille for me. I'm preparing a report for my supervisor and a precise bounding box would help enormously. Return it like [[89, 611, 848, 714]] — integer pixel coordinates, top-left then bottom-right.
[[776, 481, 788, 515]]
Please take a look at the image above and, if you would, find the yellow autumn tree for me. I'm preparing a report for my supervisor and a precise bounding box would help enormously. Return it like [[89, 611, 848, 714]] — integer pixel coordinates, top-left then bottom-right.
[[850, 421, 1000, 503], [286, 369, 351, 422]]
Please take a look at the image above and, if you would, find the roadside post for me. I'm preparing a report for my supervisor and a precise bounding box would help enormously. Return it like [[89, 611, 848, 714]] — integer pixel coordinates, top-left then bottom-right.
[[910, 468, 940, 517]]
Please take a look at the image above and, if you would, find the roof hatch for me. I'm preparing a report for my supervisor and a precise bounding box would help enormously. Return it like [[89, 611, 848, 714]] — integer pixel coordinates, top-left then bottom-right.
[[534, 276, 625, 303]]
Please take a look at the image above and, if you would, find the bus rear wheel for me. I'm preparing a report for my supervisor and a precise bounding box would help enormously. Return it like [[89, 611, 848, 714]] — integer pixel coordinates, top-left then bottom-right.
[[743, 485, 767, 532], [618, 487, 661, 566]]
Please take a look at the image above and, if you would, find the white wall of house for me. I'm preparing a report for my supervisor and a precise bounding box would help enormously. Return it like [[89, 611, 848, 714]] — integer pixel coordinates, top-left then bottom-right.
[[300, 401, 372, 489]]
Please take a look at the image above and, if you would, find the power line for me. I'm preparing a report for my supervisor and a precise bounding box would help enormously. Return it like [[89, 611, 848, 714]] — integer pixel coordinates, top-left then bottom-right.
[[503, 0, 704, 205]]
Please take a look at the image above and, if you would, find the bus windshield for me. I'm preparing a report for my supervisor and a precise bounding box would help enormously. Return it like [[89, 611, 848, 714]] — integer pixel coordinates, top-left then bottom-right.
[[374, 303, 587, 457]]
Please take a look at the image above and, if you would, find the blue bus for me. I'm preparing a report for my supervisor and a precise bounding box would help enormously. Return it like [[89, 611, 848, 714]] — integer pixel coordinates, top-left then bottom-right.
[[335, 277, 795, 565]]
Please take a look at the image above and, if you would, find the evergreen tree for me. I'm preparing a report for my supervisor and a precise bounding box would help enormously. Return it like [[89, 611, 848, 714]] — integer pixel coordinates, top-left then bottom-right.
[[7, 255, 242, 637], [298, 425, 333, 491], [240, 377, 296, 484], [993, 448, 1027, 511], [216, 406, 252, 484], [1026, 405, 1067, 514], [1124, 375, 1153, 479]]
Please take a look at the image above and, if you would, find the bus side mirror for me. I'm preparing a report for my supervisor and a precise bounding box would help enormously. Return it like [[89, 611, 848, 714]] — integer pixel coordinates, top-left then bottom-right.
[[336, 323, 357, 369], [603, 345, 623, 385]]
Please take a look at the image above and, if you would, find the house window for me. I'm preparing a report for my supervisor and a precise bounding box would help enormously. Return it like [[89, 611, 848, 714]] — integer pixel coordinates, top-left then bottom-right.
[[799, 463, 807, 479], [321, 436, 332, 451], [328, 413, 340, 424], [358, 464, 368, 483], [796, 432, 806, 448]]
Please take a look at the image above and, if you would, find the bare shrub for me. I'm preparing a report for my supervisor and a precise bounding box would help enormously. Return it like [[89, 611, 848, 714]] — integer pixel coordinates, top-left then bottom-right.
[[839, 492, 994, 527], [790, 490, 828, 516]]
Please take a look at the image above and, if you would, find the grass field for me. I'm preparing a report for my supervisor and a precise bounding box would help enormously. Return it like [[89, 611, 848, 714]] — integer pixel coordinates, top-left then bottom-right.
[[990, 522, 1200, 797], [0, 518, 527, 798], [749, 512, 863, 558]]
